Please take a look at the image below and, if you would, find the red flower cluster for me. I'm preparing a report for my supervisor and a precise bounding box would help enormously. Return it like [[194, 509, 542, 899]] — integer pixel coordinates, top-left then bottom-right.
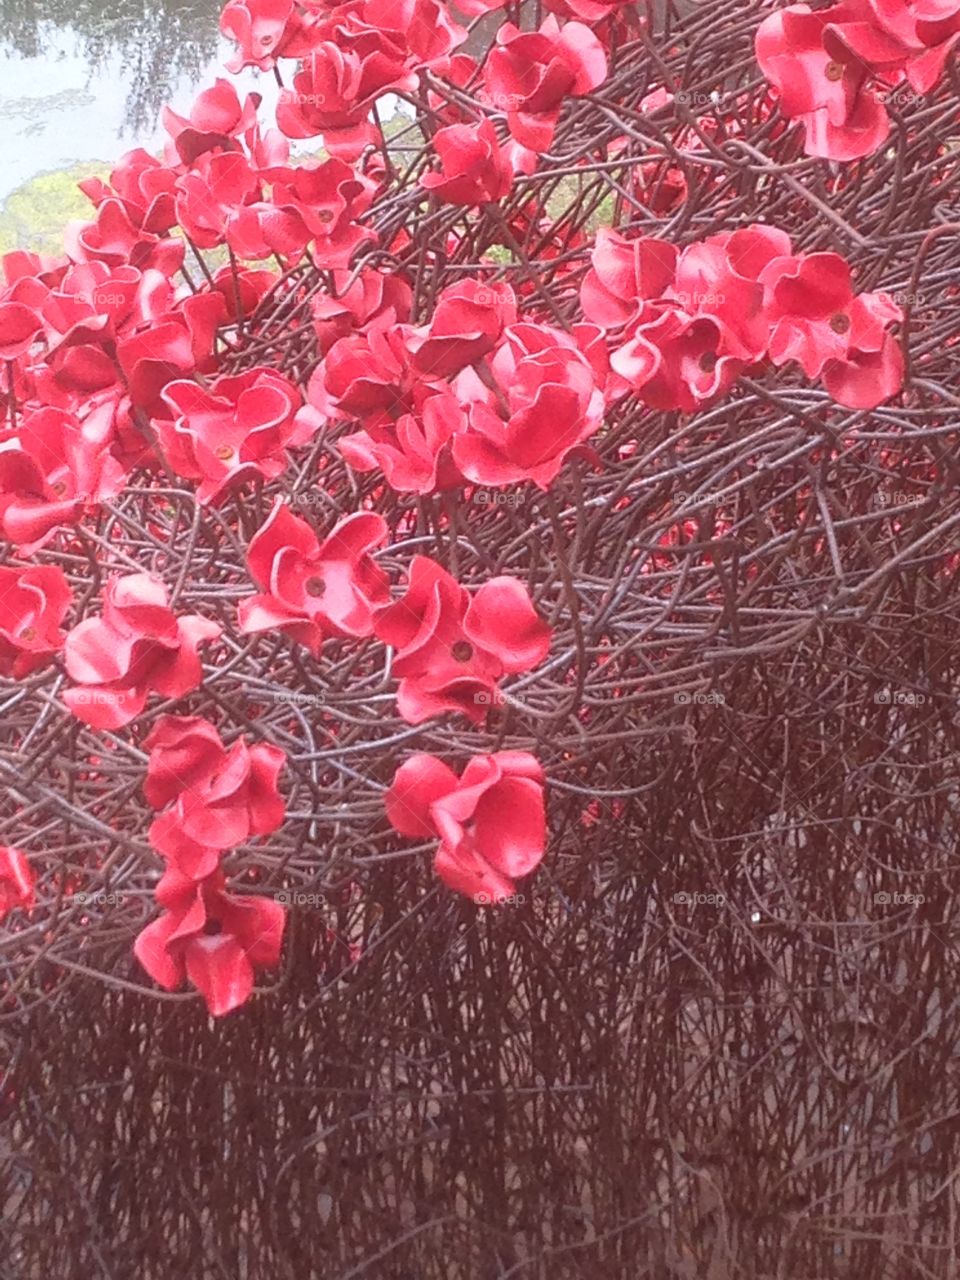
[[756, 1, 960, 159], [0, 0, 931, 1012], [134, 715, 287, 1014], [583, 224, 903, 411], [305, 279, 606, 494], [386, 751, 546, 903]]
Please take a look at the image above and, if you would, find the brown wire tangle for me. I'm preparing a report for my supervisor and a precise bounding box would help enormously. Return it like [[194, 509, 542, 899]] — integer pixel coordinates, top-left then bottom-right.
[[3, 0, 960, 1275]]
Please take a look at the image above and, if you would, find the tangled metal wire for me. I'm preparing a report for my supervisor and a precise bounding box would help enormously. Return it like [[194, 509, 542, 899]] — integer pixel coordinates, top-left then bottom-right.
[[3, 0, 960, 1275]]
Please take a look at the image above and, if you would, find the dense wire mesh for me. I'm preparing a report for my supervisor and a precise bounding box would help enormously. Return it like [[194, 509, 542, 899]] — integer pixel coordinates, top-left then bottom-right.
[[3, 0, 960, 1274]]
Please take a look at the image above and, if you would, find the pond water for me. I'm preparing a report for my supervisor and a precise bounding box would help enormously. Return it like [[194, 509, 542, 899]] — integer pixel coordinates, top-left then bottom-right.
[[0, 0, 287, 248]]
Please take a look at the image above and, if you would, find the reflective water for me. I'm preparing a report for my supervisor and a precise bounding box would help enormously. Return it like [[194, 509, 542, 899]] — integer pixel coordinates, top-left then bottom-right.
[[0, 0, 240, 201]]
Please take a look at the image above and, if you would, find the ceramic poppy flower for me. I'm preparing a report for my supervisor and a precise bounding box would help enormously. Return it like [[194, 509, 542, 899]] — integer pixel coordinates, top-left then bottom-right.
[[374, 556, 552, 724], [0, 301, 43, 360], [452, 322, 606, 490], [412, 279, 517, 379], [0, 564, 73, 679], [117, 291, 227, 414], [481, 15, 608, 151], [386, 751, 546, 903], [220, 0, 299, 71], [65, 198, 186, 278], [759, 250, 859, 377], [0, 405, 126, 551], [580, 228, 679, 329], [670, 224, 793, 362], [867, 0, 960, 90], [134, 866, 285, 1016], [265, 160, 376, 269], [759, 252, 902, 398], [338, 386, 468, 494], [162, 79, 261, 166], [755, 4, 891, 160], [0, 847, 35, 919], [174, 150, 264, 253], [275, 20, 417, 158], [238, 498, 390, 654], [79, 149, 179, 236], [143, 715, 287, 867], [310, 267, 412, 353], [611, 305, 744, 412], [62, 574, 221, 729], [157, 367, 305, 504], [297, 324, 430, 436], [419, 119, 513, 206], [207, 264, 277, 324]]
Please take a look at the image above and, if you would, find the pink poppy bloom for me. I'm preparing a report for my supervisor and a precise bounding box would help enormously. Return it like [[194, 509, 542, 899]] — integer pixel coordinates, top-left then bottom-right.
[[0, 404, 126, 550], [386, 751, 546, 903], [79, 150, 179, 237], [580, 228, 680, 329], [755, 4, 891, 160], [134, 866, 285, 1016], [117, 291, 226, 414], [419, 119, 514, 206], [0, 564, 73, 679], [162, 79, 261, 166], [481, 15, 608, 151], [220, 0, 299, 71], [611, 305, 744, 411], [412, 279, 517, 379], [143, 715, 286, 875], [670, 224, 793, 362], [452, 322, 606, 489], [339, 386, 468, 494], [157, 367, 304, 504], [374, 557, 552, 724], [310, 267, 412, 353], [239, 497, 390, 654], [63, 574, 221, 729]]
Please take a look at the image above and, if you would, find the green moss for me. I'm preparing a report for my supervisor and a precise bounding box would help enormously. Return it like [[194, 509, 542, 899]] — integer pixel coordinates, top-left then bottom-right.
[[0, 162, 110, 257]]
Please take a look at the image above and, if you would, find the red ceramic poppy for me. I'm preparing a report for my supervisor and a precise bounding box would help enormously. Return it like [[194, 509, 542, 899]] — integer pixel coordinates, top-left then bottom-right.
[[239, 497, 390, 654], [386, 751, 546, 902], [63, 574, 221, 729], [134, 866, 285, 1016]]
